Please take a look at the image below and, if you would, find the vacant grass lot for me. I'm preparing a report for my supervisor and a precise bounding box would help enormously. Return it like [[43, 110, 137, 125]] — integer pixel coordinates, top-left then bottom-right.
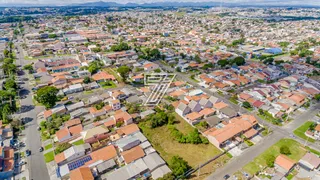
[[44, 151, 54, 163], [103, 68, 123, 83], [139, 113, 230, 179], [293, 121, 316, 143], [243, 139, 307, 175]]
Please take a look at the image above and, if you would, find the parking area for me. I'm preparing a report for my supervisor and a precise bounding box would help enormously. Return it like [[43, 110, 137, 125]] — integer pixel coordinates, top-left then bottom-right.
[[251, 135, 263, 144], [228, 146, 243, 157]]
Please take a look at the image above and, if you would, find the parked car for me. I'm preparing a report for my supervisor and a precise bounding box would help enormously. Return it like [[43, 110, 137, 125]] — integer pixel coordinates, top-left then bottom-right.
[[39, 147, 44, 152], [26, 149, 31, 156], [224, 174, 230, 179]]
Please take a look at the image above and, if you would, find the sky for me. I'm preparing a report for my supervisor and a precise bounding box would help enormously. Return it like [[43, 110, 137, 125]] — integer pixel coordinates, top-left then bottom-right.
[[0, 0, 320, 6]]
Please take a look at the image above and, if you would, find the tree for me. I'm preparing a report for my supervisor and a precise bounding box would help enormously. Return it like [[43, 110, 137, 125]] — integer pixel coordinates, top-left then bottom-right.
[[83, 76, 91, 84], [242, 101, 252, 109], [232, 56, 245, 66], [23, 64, 33, 73], [154, 68, 161, 73], [48, 34, 57, 38], [3, 49, 9, 57], [149, 48, 161, 59], [36, 86, 59, 108], [315, 94, 320, 101], [186, 129, 202, 144], [266, 154, 276, 167], [280, 145, 291, 155], [258, 109, 264, 115], [110, 42, 130, 52], [54, 142, 72, 154], [217, 59, 228, 67], [91, 47, 102, 53], [157, 172, 175, 180], [88, 61, 101, 74], [169, 156, 190, 177], [117, 65, 131, 82], [194, 54, 201, 63], [4, 78, 17, 91]]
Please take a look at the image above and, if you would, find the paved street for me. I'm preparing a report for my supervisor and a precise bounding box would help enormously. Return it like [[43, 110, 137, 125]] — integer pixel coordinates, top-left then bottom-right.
[[15, 37, 50, 180]]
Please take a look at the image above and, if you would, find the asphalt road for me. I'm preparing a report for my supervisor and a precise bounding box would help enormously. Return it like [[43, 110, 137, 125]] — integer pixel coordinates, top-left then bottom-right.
[[15, 37, 50, 180]]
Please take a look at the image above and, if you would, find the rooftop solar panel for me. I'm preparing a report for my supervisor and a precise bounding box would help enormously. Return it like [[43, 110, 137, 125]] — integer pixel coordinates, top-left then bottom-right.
[[67, 155, 92, 171]]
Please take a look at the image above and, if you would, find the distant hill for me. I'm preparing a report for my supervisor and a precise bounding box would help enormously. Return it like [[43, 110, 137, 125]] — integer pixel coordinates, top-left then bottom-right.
[[71, 1, 122, 7], [71, 1, 222, 7]]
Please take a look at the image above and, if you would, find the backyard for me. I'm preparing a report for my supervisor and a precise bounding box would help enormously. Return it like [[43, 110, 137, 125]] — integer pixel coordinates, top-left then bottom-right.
[[72, 139, 85, 146], [293, 121, 316, 143], [139, 113, 230, 179], [242, 139, 307, 175]]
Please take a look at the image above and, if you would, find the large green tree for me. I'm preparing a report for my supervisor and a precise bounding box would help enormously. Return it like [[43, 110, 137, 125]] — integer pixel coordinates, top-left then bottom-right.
[[169, 156, 190, 177], [117, 65, 131, 82], [36, 86, 59, 108]]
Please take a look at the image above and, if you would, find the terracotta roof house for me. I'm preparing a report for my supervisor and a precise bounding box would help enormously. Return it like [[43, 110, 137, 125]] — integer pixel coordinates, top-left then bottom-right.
[[70, 167, 94, 180], [117, 124, 140, 136], [92, 71, 115, 82], [185, 112, 203, 124], [274, 154, 296, 175], [213, 101, 228, 110], [199, 108, 216, 118], [113, 111, 133, 126], [121, 146, 145, 164], [205, 114, 258, 148], [56, 127, 71, 142]]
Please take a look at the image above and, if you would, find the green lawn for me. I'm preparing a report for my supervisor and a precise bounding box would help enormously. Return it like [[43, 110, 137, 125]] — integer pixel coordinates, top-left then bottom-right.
[[258, 114, 283, 126], [229, 97, 239, 104], [44, 151, 54, 163], [243, 139, 307, 175], [72, 139, 85, 146], [293, 121, 316, 143], [84, 90, 94, 95], [305, 146, 320, 156], [44, 144, 53, 150], [139, 113, 230, 179], [100, 81, 117, 89]]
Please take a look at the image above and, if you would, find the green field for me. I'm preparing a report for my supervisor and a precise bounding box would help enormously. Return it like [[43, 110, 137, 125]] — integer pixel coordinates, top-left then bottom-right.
[[293, 121, 316, 143], [44, 151, 54, 163], [139, 113, 230, 179], [243, 139, 307, 175]]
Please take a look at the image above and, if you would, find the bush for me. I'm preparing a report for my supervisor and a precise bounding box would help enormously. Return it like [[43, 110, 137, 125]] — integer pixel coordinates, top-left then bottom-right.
[[55, 142, 72, 154], [169, 156, 190, 177], [266, 154, 276, 167], [280, 145, 291, 155]]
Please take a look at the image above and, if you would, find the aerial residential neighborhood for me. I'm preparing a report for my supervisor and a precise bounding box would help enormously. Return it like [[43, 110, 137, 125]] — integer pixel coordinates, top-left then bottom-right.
[[0, 1, 319, 180]]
